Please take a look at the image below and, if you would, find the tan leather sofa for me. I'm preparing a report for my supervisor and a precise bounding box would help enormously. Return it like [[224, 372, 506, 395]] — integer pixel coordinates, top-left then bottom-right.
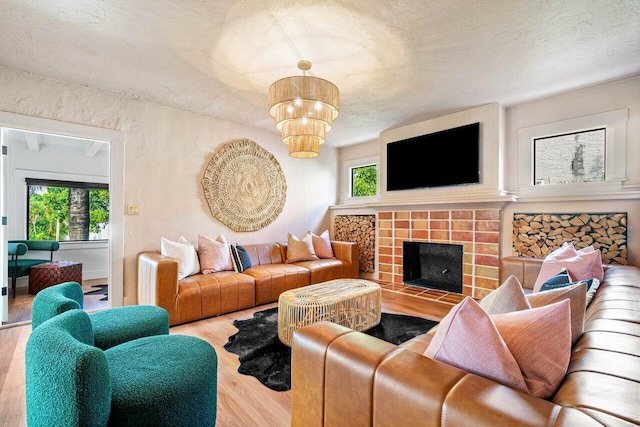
[[291, 257, 640, 426], [138, 241, 359, 326]]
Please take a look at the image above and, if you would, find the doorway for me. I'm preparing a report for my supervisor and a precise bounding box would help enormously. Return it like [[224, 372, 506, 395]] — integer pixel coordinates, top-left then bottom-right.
[[0, 113, 125, 327]]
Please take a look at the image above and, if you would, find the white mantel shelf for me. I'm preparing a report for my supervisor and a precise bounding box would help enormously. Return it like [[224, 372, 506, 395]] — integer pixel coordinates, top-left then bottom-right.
[[330, 186, 640, 211]]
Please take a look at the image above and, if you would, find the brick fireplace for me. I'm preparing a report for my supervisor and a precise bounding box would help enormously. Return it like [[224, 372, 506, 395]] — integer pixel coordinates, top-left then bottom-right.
[[377, 209, 501, 299]]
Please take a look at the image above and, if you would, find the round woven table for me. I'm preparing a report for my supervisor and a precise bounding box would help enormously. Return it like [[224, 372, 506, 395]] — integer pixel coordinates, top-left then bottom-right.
[[277, 279, 382, 346]]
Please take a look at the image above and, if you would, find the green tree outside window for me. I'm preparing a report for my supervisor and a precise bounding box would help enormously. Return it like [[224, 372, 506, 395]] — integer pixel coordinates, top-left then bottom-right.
[[28, 183, 109, 241], [351, 164, 377, 197]]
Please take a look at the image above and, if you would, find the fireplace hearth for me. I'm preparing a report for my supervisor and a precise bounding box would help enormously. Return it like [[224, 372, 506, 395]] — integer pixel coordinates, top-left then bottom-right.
[[403, 242, 463, 293]]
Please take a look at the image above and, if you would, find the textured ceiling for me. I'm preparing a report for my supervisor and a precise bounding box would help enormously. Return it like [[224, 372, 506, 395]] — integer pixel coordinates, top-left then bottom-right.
[[1, 0, 639, 147]]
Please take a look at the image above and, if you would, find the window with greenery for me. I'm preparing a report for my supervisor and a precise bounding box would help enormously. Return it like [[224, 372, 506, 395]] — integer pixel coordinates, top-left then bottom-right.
[[533, 128, 606, 185], [351, 164, 377, 197], [27, 179, 109, 241]]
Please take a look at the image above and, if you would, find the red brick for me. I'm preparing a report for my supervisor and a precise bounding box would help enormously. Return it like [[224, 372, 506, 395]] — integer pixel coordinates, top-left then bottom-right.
[[378, 255, 393, 264], [431, 211, 450, 219], [379, 247, 393, 255], [431, 230, 450, 240], [379, 229, 393, 238], [452, 220, 473, 231], [430, 220, 449, 230], [452, 210, 473, 219], [411, 230, 429, 239], [475, 254, 499, 267], [411, 211, 429, 219], [452, 231, 474, 242], [475, 232, 500, 243], [476, 209, 500, 220], [476, 220, 500, 232], [412, 220, 429, 230], [395, 220, 410, 229], [475, 243, 499, 255], [378, 212, 393, 220], [395, 212, 410, 219]]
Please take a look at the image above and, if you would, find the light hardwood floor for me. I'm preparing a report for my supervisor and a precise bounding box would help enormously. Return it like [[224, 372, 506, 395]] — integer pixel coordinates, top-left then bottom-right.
[[6, 279, 109, 325], [0, 285, 461, 427]]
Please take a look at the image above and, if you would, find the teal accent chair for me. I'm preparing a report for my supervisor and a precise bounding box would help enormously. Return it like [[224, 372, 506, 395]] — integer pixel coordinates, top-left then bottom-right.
[[8, 239, 60, 298], [26, 309, 218, 427], [32, 281, 170, 350]]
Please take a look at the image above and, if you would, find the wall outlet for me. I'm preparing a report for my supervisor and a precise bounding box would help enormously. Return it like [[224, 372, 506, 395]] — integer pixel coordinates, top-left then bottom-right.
[[127, 204, 139, 215]]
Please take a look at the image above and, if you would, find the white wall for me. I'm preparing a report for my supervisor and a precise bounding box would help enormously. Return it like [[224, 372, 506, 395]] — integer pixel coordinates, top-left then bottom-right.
[[334, 75, 640, 266], [0, 67, 339, 302]]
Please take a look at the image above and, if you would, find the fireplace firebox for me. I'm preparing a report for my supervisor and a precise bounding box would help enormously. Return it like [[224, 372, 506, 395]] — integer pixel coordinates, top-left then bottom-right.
[[402, 242, 463, 293]]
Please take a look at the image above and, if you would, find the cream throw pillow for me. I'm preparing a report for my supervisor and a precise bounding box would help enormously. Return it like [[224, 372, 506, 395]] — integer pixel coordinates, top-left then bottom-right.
[[160, 236, 200, 280], [198, 233, 233, 273], [479, 275, 531, 314], [286, 232, 319, 263], [526, 281, 587, 345]]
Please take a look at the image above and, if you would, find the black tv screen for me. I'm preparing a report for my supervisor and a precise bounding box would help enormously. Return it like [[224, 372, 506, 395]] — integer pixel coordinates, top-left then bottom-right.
[[386, 122, 480, 191]]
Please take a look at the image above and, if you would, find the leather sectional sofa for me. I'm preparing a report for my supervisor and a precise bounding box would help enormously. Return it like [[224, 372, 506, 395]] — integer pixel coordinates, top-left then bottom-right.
[[291, 256, 640, 426], [138, 241, 359, 326]]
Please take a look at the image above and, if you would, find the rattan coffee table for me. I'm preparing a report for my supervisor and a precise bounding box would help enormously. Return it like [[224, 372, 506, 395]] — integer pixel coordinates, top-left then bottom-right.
[[277, 278, 382, 346]]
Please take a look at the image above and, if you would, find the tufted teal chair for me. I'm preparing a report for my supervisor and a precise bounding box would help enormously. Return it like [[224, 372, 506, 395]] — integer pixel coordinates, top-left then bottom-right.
[[26, 309, 218, 426], [32, 281, 170, 350]]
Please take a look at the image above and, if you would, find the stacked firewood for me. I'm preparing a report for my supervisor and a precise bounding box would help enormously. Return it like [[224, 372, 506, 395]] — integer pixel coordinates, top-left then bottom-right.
[[512, 213, 627, 264]]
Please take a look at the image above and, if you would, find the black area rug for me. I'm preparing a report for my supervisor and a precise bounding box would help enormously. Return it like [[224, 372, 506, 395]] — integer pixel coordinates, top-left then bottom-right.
[[84, 284, 108, 301], [224, 307, 438, 391]]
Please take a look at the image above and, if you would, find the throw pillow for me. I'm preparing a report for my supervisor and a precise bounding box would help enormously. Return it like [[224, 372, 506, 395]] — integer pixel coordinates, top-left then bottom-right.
[[585, 278, 601, 307], [491, 299, 572, 399], [526, 281, 587, 345], [533, 250, 603, 292], [478, 275, 531, 314], [286, 233, 319, 263], [424, 297, 528, 393], [577, 246, 605, 283], [310, 230, 334, 259], [539, 268, 572, 291], [231, 244, 252, 273], [425, 297, 571, 399], [197, 233, 233, 273], [160, 236, 200, 280]]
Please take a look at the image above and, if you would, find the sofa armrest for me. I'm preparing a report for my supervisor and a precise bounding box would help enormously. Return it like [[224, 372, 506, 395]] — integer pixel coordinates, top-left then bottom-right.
[[8, 242, 28, 257], [330, 240, 359, 278], [500, 256, 543, 292], [292, 322, 600, 427], [137, 252, 179, 319]]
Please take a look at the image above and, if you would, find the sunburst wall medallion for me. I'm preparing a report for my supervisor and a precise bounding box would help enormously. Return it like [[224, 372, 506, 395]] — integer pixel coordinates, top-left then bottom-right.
[[202, 139, 287, 231]]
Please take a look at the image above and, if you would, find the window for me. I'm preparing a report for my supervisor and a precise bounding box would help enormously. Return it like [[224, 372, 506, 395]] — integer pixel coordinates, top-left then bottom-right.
[[534, 128, 605, 185], [27, 178, 109, 241], [351, 163, 377, 197], [517, 108, 628, 199]]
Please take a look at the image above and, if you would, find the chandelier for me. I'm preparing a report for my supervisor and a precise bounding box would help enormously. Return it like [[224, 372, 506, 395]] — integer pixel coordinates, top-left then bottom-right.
[[268, 60, 340, 158]]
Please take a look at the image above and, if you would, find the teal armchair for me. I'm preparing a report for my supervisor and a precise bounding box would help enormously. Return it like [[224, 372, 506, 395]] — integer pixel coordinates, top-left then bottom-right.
[[7, 239, 60, 298], [26, 309, 218, 426], [32, 281, 170, 350]]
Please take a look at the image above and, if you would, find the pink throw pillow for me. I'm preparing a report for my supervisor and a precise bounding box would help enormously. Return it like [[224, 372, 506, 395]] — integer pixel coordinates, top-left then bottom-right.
[[197, 233, 233, 273], [425, 297, 572, 399], [424, 298, 528, 393], [492, 300, 572, 399], [533, 250, 603, 292], [310, 230, 334, 259]]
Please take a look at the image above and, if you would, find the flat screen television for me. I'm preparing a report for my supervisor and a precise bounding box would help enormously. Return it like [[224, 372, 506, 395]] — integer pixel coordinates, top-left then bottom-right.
[[386, 122, 480, 191]]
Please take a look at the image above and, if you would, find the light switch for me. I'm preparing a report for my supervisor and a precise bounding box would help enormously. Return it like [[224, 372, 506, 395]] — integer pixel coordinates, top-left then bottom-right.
[[127, 204, 139, 215]]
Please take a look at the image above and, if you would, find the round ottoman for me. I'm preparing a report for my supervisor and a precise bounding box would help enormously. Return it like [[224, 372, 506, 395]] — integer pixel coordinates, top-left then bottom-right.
[[105, 334, 218, 427], [90, 305, 170, 350]]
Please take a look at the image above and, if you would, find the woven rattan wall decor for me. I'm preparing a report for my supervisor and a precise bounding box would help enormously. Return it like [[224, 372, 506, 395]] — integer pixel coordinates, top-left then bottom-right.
[[202, 139, 287, 231]]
